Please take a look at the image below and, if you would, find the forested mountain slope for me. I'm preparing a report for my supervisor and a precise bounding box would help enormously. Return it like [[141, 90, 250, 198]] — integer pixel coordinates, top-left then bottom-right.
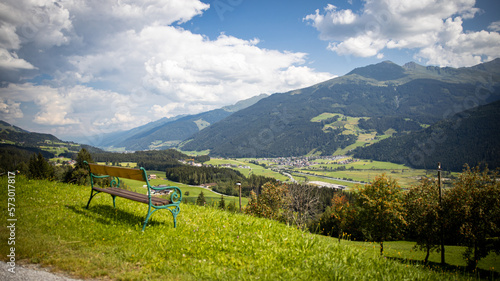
[[181, 59, 500, 157], [352, 100, 500, 171]]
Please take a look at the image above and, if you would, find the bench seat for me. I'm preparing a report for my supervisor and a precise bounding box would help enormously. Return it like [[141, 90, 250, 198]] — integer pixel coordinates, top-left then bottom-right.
[[92, 187, 171, 206]]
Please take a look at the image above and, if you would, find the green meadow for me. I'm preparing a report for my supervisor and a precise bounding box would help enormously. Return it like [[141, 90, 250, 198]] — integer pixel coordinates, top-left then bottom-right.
[[119, 170, 248, 206], [206, 158, 289, 181], [0, 176, 496, 280]]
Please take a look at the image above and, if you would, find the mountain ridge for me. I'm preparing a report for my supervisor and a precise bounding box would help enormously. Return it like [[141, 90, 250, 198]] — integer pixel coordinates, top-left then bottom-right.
[[86, 93, 269, 151], [180, 59, 500, 158]]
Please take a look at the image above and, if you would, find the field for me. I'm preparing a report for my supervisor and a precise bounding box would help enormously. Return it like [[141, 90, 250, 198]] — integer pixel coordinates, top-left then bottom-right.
[[309, 112, 394, 156], [206, 158, 289, 181], [219, 157, 451, 190], [1, 176, 495, 280], [119, 170, 249, 206]]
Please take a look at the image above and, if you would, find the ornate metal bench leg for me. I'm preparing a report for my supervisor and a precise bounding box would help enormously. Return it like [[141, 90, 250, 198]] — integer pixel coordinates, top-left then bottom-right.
[[142, 205, 153, 231], [86, 190, 95, 209], [170, 206, 180, 228], [112, 195, 116, 208]]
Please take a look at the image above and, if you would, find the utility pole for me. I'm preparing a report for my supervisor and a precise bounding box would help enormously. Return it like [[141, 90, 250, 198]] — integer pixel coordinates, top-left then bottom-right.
[[237, 182, 242, 212], [438, 162, 445, 265]]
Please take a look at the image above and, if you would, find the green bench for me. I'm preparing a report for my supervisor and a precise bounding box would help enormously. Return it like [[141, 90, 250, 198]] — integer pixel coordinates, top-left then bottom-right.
[[84, 161, 182, 231]]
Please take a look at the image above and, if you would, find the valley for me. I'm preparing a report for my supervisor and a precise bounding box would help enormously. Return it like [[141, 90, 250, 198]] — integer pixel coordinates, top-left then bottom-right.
[[203, 156, 447, 190]]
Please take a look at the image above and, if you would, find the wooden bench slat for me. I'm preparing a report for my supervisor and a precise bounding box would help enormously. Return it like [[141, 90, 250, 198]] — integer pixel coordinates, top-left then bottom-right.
[[88, 164, 145, 181], [93, 187, 170, 206]]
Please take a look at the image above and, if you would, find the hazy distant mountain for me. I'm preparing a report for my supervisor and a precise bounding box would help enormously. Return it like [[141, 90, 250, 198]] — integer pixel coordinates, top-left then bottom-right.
[[180, 59, 500, 158], [93, 93, 268, 151], [352, 100, 500, 171]]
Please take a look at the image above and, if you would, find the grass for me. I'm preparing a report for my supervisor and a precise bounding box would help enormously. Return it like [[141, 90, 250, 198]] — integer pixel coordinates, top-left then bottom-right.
[[206, 158, 289, 181], [114, 170, 249, 206], [0, 176, 493, 280], [343, 240, 499, 280], [309, 112, 395, 156], [291, 158, 454, 189]]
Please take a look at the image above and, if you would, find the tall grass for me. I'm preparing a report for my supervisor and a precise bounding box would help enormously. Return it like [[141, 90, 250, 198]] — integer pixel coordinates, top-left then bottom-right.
[[0, 176, 481, 280]]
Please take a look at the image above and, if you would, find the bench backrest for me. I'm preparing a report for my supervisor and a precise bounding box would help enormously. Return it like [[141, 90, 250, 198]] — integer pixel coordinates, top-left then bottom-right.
[[87, 163, 147, 182]]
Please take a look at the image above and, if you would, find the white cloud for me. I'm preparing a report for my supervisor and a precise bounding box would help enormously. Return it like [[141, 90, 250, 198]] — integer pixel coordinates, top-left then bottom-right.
[[0, 98, 23, 121], [0, 0, 335, 138], [305, 0, 500, 67], [0, 49, 36, 70], [488, 21, 500, 32], [67, 25, 333, 118], [0, 83, 151, 136]]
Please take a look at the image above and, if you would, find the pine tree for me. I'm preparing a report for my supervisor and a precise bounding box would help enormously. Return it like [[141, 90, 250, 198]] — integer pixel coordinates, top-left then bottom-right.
[[218, 195, 226, 210], [75, 148, 93, 169], [196, 191, 206, 206], [28, 153, 54, 180]]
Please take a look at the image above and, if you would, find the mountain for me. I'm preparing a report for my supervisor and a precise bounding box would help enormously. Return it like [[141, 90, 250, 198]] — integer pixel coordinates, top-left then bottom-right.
[[352, 100, 500, 171], [90, 94, 268, 151], [180, 59, 500, 158], [1, 120, 63, 147], [0, 120, 102, 157]]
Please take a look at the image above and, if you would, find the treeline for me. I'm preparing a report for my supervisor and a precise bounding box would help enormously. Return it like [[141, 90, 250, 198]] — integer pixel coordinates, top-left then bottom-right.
[[92, 149, 209, 171], [164, 165, 276, 197], [1, 146, 210, 186], [2, 147, 92, 185], [0, 144, 55, 174]]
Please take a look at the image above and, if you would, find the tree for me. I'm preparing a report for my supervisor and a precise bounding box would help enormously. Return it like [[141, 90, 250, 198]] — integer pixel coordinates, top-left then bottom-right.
[[405, 178, 441, 262], [245, 181, 288, 221], [355, 174, 407, 255], [443, 165, 500, 270], [75, 148, 93, 169], [65, 148, 93, 185], [28, 153, 54, 180], [196, 191, 207, 206], [218, 195, 226, 210], [284, 183, 320, 230], [317, 192, 358, 241]]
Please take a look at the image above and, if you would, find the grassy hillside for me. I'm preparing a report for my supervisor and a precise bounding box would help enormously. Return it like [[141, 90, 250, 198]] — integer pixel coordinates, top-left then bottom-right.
[[0, 176, 492, 280]]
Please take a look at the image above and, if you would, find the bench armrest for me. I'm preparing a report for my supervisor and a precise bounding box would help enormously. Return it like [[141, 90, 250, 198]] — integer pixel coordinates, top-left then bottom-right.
[[151, 185, 182, 204]]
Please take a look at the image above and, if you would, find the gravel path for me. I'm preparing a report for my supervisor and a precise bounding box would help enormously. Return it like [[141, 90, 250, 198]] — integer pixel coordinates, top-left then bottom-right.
[[1, 261, 85, 281]]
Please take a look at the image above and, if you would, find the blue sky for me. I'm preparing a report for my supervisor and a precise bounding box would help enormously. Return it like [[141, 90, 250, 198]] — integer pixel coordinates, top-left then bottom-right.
[[0, 0, 499, 144]]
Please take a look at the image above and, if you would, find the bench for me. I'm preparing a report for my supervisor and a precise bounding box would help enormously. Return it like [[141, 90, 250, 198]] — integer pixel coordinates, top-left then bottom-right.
[[84, 161, 182, 231]]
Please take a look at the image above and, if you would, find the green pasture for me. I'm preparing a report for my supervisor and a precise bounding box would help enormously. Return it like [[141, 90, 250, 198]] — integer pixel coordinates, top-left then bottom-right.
[[344, 240, 499, 279], [291, 173, 358, 189], [206, 158, 289, 181], [293, 159, 451, 189], [297, 169, 429, 189], [120, 170, 249, 207], [0, 176, 487, 280]]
